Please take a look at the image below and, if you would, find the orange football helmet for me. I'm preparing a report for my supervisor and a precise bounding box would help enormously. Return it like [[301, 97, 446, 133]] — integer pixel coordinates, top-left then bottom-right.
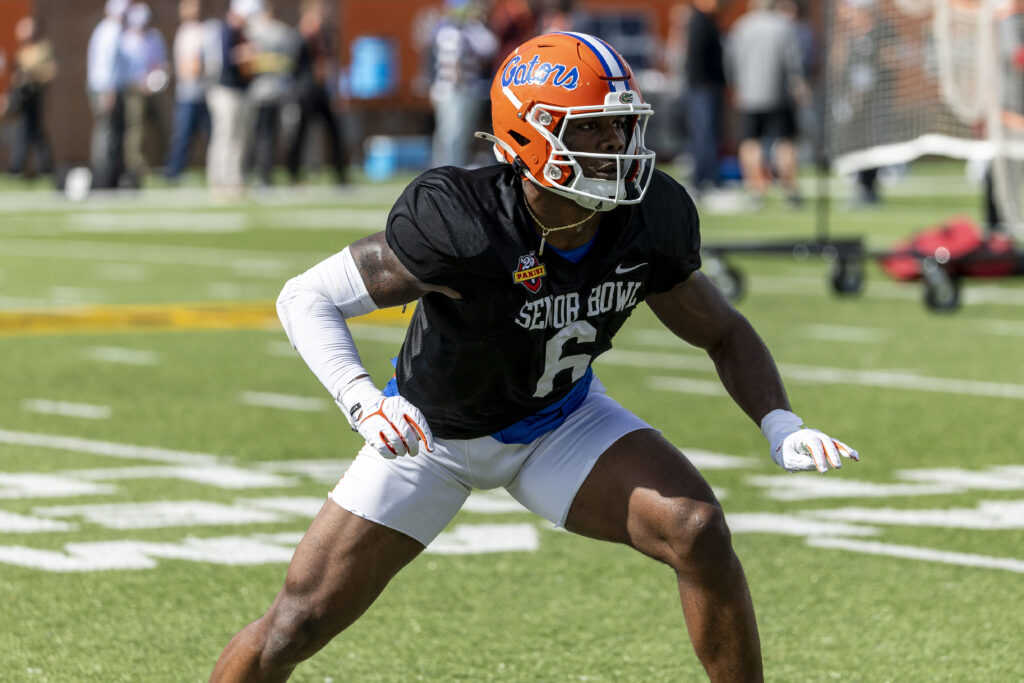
[[477, 32, 655, 211]]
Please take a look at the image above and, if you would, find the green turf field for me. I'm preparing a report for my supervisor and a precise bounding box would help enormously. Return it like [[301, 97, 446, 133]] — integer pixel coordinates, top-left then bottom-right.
[[1, 166, 1022, 682]]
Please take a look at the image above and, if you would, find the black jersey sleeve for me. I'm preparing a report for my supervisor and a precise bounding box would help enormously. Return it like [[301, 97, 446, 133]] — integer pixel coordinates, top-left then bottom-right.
[[385, 175, 466, 290], [645, 172, 703, 294]]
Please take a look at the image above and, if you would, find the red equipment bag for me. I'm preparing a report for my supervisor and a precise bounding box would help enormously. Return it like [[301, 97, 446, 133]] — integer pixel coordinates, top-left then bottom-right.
[[879, 216, 1017, 281]]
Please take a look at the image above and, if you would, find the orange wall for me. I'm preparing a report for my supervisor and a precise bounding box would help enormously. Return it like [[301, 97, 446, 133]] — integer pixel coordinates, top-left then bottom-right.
[[0, 0, 33, 93]]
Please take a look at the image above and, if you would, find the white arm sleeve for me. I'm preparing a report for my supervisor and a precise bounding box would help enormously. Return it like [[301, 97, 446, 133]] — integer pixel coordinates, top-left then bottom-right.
[[276, 247, 380, 403]]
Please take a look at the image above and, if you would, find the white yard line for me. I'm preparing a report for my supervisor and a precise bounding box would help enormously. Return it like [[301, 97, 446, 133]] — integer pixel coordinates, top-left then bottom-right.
[[808, 500, 1024, 530], [22, 400, 112, 420], [92, 263, 150, 282], [0, 295, 77, 308], [0, 428, 221, 464], [68, 212, 247, 233], [83, 346, 159, 365], [801, 323, 885, 343], [0, 510, 75, 532], [979, 319, 1024, 337], [807, 537, 1024, 573], [747, 274, 1024, 307], [349, 323, 408, 343], [266, 325, 406, 358], [49, 286, 105, 304], [0, 185, 403, 213], [0, 237, 317, 274], [257, 209, 390, 230], [647, 376, 728, 396], [240, 392, 330, 412], [602, 349, 1024, 400]]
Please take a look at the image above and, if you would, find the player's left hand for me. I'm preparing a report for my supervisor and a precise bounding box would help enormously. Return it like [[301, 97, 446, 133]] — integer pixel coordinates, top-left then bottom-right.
[[761, 409, 859, 473]]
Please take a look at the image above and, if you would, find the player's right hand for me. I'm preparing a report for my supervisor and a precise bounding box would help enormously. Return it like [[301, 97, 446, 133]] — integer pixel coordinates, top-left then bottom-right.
[[773, 427, 859, 473], [354, 394, 435, 458], [760, 408, 859, 473]]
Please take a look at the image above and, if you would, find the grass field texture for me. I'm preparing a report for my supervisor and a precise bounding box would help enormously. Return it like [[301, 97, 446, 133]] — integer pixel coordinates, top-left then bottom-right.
[[0, 166, 1022, 682]]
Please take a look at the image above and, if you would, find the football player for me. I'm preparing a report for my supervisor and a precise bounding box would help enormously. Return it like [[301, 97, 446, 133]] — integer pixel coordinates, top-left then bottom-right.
[[211, 32, 858, 682]]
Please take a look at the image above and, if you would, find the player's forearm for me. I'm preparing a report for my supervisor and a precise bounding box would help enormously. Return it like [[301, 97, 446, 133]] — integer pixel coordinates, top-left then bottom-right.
[[276, 247, 378, 401], [706, 317, 791, 427]]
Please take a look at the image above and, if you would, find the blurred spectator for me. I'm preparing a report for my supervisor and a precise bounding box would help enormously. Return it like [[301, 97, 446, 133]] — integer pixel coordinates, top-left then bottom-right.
[[725, 0, 808, 207], [832, 0, 893, 207], [286, 0, 348, 185], [537, 0, 576, 33], [122, 2, 169, 185], [165, 0, 211, 181], [488, 0, 538, 74], [428, 0, 497, 168], [3, 16, 57, 178], [662, 3, 692, 164], [777, 0, 821, 162], [206, 0, 256, 197], [244, 3, 299, 187], [87, 0, 130, 189], [683, 0, 725, 195], [856, 167, 880, 205]]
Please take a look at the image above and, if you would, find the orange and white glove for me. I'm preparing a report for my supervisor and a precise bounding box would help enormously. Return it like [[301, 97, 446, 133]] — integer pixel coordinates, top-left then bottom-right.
[[340, 378, 434, 458], [761, 409, 859, 473]]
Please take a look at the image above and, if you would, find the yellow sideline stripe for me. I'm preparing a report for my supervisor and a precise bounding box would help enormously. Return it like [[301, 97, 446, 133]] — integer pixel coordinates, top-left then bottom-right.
[[0, 301, 413, 337]]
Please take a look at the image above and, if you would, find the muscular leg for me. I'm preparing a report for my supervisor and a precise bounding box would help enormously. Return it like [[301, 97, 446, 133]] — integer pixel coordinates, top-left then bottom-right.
[[210, 501, 424, 682], [565, 429, 762, 682]]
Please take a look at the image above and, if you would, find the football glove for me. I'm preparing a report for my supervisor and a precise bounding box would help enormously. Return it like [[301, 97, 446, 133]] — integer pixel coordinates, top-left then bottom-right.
[[760, 409, 859, 473], [339, 378, 434, 458]]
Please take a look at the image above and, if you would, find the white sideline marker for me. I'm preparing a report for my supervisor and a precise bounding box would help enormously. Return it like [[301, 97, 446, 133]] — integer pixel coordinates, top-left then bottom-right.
[[22, 399, 111, 420]]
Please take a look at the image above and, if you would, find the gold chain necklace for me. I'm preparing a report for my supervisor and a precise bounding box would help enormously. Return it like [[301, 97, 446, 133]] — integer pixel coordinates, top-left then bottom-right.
[[523, 195, 597, 256]]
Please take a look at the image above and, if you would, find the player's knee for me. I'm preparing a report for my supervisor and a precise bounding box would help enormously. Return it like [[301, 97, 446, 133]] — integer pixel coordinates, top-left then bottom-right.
[[660, 500, 734, 573], [260, 592, 334, 666]]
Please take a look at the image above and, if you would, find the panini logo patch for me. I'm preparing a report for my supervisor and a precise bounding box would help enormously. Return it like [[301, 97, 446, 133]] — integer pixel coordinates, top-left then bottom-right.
[[513, 252, 547, 293]]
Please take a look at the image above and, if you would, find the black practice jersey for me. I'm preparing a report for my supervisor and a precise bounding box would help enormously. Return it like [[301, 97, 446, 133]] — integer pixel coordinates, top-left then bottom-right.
[[385, 164, 701, 439]]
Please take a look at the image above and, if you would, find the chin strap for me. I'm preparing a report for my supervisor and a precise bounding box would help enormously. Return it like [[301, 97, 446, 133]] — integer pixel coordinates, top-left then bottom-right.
[[474, 131, 616, 214]]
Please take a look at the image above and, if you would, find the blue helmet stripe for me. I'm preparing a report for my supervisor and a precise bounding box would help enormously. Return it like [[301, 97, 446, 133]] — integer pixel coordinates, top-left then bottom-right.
[[557, 32, 627, 92]]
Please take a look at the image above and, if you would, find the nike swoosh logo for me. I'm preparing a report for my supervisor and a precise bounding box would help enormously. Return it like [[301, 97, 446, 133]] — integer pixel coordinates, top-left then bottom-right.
[[614, 263, 647, 275]]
